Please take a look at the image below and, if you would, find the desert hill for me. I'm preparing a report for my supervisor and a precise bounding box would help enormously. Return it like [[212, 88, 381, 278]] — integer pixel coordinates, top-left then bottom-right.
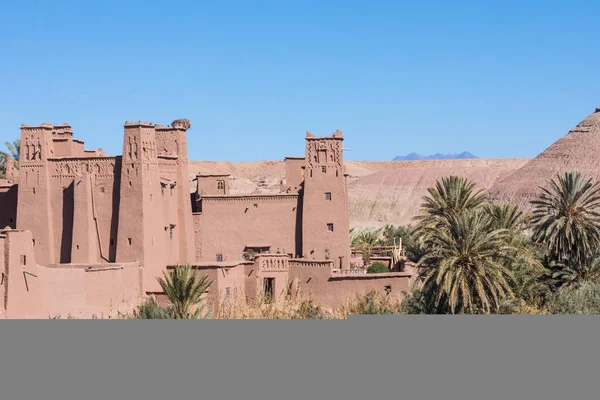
[[488, 108, 600, 209], [189, 158, 530, 228]]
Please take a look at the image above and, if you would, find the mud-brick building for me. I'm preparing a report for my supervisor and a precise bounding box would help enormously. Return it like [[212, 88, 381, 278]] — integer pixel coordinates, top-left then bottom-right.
[[0, 120, 414, 318]]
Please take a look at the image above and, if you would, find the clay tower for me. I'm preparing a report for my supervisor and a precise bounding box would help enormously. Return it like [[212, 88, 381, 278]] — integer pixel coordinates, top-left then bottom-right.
[[301, 130, 351, 268], [16, 124, 56, 264], [115, 121, 165, 292]]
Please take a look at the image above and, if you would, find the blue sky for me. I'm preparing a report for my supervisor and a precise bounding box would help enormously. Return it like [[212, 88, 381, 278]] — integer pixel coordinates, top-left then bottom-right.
[[1, 0, 599, 161]]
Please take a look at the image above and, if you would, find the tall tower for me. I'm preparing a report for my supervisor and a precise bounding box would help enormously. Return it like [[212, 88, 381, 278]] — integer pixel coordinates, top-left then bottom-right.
[[17, 124, 56, 264], [155, 119, 195, 264], [301, 130, 351, 269], [115, 121, 165, 292]]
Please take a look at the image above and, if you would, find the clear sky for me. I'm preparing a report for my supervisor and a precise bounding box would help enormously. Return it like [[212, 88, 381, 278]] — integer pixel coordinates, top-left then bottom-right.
[[1, 0, 599, 161]]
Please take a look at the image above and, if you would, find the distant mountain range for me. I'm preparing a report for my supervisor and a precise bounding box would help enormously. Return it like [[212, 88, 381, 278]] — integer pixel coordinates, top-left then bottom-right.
[[392, 151, 478, 161]]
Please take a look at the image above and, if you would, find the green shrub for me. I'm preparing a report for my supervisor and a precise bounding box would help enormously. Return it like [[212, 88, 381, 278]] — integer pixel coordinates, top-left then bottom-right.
[[551, 280, 600, 314], [367, 262, 388, 274], [134, 297, 174, 319]]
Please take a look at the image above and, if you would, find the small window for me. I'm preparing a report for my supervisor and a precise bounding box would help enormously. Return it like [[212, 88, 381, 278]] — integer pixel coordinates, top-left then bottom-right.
[[100, 186, 105, 193], [128, 238, 132, 246], [20, 255, 26, 265], [217, 180, 225, 190], [76, 245, 80, 250], [321, 166, 327, 173], [32, 239, 35, 246], [32, 188, 36, 194], [161, 186, 165, 195], [216, 254, 223, 262], [170, 186, 174, 196], [325, 192, 331, 200], [327, 223, 334, 232]]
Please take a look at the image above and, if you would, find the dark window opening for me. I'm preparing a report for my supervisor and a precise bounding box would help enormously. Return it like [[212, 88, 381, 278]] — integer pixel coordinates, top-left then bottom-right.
[[217, 180, 225, 190], [32, 239, 35, 246], [20, 255, 26, 265], [100, 186, 105, 193], [325, 192, 332, 200], [384, 285, 392, 295], [170, 186, 174, 196], [264, 277, 275, 303], [327, 223, 334, 232], [128, 238, 132, 246], [321, 166, 327, 173], [216, 254, 223, 262], [161, 186, 165, 195], [76, 245, 80, 250]]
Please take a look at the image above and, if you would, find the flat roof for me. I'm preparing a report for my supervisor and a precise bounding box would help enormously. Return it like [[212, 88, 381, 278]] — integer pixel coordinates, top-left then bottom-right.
[[196, 173, 231, 177]]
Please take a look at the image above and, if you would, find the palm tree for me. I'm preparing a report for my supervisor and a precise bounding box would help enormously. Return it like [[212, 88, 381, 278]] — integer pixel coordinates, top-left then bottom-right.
[[0, 139, 20, 178], [530, 172, 600, 267], [484, 203, 527, 232], [351, 228, 384, 266], [157, 264, 213, 319], [413, 175, 486, 236], [417, 210, 516, 314]]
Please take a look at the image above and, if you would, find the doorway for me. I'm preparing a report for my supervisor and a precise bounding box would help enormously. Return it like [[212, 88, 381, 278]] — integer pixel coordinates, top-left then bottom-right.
[[264, 277, 275, 303]]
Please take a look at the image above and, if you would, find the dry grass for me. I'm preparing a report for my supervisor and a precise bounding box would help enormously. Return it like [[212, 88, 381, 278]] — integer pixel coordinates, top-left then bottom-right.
[[215, 284, 330, 319], [331, 291, 403, 318]]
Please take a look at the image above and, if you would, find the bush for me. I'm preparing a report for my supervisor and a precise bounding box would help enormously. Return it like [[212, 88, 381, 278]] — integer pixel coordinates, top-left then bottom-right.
[[551, 280, 600, 314], [293, 299, 325, 319], [343, 291, 401, 315], [367, 262, 389, 274], [134, 297, 174, 319]]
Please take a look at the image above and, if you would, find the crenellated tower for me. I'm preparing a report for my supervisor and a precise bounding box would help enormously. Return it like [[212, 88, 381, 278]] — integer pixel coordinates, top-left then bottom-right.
[[155, 119, 195, 265], [115, 121, 165, 292], [301, 130, 350, 268], [16, 124, 56, 264]]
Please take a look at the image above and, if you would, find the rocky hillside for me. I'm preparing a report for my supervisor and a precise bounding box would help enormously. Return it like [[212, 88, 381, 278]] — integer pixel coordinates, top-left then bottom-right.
[[488, 108, 600, 209]]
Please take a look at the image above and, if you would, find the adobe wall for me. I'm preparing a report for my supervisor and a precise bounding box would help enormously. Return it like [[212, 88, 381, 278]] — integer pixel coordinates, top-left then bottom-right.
[[250, 254, 290, 303], [196, 174, 230, 196], [47, 158, 120, 264], [282, 157, 305, 192], [177, 263, 249, 314], [289, 260, 413, 309], [326, 272, 413, 309], [0, 184, 18, 229], [1, 229, 143, 318], [193, 193, 300, 262]]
